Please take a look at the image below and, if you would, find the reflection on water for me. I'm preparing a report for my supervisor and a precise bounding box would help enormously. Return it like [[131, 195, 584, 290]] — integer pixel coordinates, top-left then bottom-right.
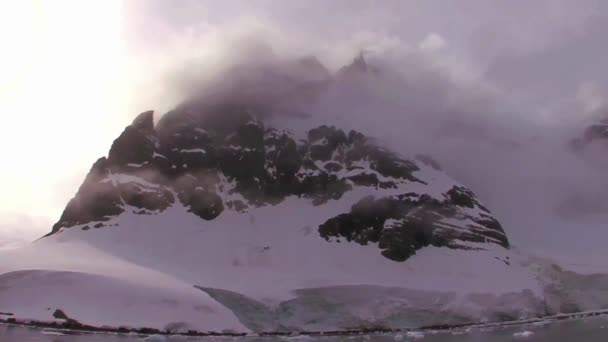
[[2, 316, 608, 341]]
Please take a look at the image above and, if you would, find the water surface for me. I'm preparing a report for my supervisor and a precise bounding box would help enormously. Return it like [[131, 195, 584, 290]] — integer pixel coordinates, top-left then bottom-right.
[[2, 316, 608, 341]]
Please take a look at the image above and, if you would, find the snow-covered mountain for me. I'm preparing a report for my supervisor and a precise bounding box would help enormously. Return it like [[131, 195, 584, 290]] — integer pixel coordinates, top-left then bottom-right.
[[49, 106, 509, 260], [2, 58, 608, 335]]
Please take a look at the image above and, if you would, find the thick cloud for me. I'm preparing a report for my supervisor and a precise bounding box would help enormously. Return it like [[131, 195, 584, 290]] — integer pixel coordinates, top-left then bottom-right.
[[124, 0, 608, 120], [119, 1, 608, 265]]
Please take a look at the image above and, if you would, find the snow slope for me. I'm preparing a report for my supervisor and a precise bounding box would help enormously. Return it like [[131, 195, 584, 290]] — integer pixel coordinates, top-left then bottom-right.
[[5, 196, 608, 333], [0, 241, 248, 333], [0, 192, 551, 332]]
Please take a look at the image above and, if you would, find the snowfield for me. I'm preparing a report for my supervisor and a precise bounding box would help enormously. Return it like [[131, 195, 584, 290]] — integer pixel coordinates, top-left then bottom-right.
[[2, 191, 607, 333], [0, 270, 247, 333]]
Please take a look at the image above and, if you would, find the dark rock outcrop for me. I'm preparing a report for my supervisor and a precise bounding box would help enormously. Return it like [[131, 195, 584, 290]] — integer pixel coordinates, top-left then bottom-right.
[[570, 118, 608, 150], [52, 309, 69, 320], [319, 188, 508, 262]]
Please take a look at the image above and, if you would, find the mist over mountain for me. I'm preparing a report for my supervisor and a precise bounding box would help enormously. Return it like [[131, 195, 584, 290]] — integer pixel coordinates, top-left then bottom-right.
[[120, 27, 608, 263]]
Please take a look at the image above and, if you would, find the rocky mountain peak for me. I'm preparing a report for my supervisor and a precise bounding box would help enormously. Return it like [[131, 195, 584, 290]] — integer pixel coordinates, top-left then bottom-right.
[[131, 110, 155, 131], [48, 103, 509, 261], [570, 117, 608, 150], [337, 53, 380, 78]]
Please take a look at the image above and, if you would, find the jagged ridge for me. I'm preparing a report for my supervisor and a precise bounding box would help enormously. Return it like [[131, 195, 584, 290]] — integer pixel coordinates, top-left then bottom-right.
[[49, 104, 509, 261]]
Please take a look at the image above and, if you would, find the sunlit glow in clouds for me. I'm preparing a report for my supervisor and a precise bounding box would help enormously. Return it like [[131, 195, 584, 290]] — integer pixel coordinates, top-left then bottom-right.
[[0, 0, 132, 236]]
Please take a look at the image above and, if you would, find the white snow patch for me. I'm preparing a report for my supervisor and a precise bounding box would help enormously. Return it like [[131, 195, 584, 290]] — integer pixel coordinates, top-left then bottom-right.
[[103, 173, 160, 189], [40, 330, 66, 336], [126, 162, 149, 168], [513, 330, 534, 338], [406, 331, 425, 339], [180, 148, 207, 154]]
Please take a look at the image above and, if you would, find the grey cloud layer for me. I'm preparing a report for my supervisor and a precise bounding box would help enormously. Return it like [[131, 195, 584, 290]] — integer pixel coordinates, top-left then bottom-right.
[[122, 1, 608, 262]]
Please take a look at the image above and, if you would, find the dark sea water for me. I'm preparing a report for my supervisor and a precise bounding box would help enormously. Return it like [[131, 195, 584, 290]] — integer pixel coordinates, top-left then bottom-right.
[[2, 316, 608, 341]]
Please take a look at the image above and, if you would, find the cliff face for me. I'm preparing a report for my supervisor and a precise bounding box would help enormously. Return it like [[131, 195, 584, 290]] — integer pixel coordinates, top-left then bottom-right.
[[49, 102, 508, 262], [570, 117, 608, 150]]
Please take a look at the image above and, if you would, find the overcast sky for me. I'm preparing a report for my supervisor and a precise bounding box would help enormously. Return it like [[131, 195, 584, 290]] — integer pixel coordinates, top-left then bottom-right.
[[1, 1, 607, 260]]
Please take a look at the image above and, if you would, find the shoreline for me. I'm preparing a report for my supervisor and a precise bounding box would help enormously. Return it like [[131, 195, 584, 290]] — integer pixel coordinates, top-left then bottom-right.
[[2, 309, 608, 338]]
